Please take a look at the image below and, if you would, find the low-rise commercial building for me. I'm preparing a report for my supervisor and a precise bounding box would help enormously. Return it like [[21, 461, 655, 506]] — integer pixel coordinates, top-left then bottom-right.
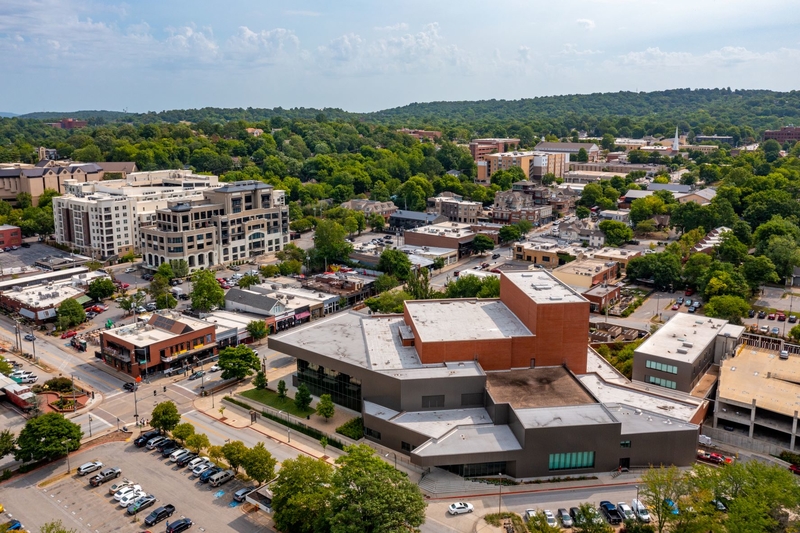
[[633, 313, 743, 393], [469, 138, 520, 162], [397, 245, 459, 267], [478, 151, 568, 186], [535, 142, 601, 162], [552, 258, 619, 289], [99, 312, 217, 378], [388, 210, 448, 231], [675, 189, 716, 205], [426, 193, 483, 224], [593, 247, 642, 269], [340, 199, 397, 220], [397, 129, 442, 141], [403, 222, 476, 257], [582, 284, 621, 313], [764, 126, 800, 144], [598, 210, 631, 224], [0, 225, 22, 247], [0, 270, 105, 323]]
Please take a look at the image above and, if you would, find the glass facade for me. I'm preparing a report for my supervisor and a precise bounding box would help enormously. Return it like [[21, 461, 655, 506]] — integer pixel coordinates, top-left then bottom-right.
[[297, 359, 362, 411], [442, 461, 507, 478], [548, 451, 595, 471], [647, 375, 677, 389], [646, 360, 678, 374]]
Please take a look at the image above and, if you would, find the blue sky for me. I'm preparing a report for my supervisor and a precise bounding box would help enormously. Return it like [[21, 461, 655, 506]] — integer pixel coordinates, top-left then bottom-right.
[[2, 0, 800, 114]]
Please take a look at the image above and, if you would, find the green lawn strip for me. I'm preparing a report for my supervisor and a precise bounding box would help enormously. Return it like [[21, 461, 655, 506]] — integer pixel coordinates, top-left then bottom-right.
[[240, 388, 315, 417]]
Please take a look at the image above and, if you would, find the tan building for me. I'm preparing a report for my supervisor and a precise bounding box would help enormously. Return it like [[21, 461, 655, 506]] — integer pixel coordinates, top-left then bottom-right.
[[535, 142, 601, 162], [593, 247, 642, 269], [426, 193, 482, 224], [0, 163, 105, 205], [99, 312, 218, 378], [478, 150, 567, 186], [675, 189, 716, 205], [403, 222, 476, 257], [468, 138, 520, 161], [552, 257, 619, 289], [140, 180, 288, 271], [340, 199, 397, 219]]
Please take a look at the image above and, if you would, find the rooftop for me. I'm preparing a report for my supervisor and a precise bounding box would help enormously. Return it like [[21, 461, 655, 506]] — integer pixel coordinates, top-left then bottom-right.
[[104, 312, 213, 348], [4, 282, 83, 308], [553, 257, 617, 276], [515, 403, 616, 429], [413, 424, 522, 458], [485, 367, 596, 409], [607, 403, 699, 435], [405, 299, 532, 342], [635, 314, 730, 364], [201, 310, 266, 331], [593, 248, 641, 260], [396, 244, 459, 257], [502, 271, 588, 304], [719, 345, 800, 418], [389, 210, 444, 222], [364, 402, 493, 438], [406, 222, 475, 238]]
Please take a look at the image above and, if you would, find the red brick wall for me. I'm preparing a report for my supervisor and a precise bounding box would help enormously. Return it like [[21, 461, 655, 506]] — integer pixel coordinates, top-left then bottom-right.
[[0, 227, 22, 247]]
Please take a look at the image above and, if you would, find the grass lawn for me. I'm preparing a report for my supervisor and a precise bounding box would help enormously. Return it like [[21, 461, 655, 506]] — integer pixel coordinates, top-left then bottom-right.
[[240, 388, 314, 417]]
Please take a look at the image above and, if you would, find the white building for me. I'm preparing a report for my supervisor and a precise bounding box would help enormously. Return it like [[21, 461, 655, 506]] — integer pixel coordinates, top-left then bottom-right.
[[53, 171, 220, 259]]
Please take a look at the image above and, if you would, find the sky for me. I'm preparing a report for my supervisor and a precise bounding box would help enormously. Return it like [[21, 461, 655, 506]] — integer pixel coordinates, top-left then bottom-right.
[[2, 0, 800, 114]]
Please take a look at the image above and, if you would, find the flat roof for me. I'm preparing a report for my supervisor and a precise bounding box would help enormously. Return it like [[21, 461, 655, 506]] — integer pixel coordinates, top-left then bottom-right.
[[365, 402, 493, 439], [397, 244, 459, 257], [413, 425, 522, 458], [6, 282, 83, 308], [515, 403, 616, 429], [583, 284, 620, 297], [486, 367, 596, 409], [405, 299, 532, 342], [406, 222, 474, 238], [362, 317, 424, 370], [201, 310, 265, 331], [635, 314, 730, 364], [0, 266, 87, 292], [501, 271, 587, 304], [593, 248, 641, 260], [271, 311, 369, 367], [554, 257, 617, 276], [606, 403, 699, 435], [719, 345, 800, 418]]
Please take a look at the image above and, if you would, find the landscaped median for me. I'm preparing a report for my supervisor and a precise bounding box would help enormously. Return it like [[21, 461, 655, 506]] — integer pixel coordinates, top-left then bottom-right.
[[240, 388, 314, 418]]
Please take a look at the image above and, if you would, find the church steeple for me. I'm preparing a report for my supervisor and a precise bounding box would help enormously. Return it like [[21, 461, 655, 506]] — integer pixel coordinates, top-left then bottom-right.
[[672, 126, 679, 152]]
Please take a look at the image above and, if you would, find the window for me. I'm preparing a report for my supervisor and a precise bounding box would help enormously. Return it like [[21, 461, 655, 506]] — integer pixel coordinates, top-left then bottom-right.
[[401, 441, 415, 452], [620, 441, 632, 448], [364, 427, 381, 440], [548, 451, 595, 471], [422, 395, 445, 409], [646, 360, 678, 374], [647, 376, 677, 389]]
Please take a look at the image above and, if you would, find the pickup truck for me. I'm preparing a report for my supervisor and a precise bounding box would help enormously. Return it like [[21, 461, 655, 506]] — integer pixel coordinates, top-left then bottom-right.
[[144, 504, 176, 526], [599, 501, 623, 525], [89, 467, 121, 486]]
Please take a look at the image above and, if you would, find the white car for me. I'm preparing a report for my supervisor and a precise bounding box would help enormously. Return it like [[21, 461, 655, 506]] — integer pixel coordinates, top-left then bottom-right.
[[209, 364, 221, 372], [618, 502, 635, 520], [125, 267, 136, 273], [169, 448, 190, 462], [448, 502, 474, 515], [187, 456, 209, 470], [118, 489, 146, 507], [191, 462, 212, 476], [543, 510, 557, 528], [77, 461, 103, 476], [114, 484, 142, 501]]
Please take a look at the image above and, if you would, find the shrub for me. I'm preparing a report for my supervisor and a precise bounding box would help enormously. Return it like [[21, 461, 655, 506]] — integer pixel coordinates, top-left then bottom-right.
[[336, 417, 364, 440], [780, 451, 800, 466], [44, 377, 74, 393]]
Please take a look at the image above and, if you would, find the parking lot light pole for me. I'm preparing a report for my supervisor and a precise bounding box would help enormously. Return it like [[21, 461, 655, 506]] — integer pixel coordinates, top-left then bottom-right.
[[498, 473, 502, 513], [88, 414, 93, 437], [385, 452, 397, 469], [30, 336, 36, 363]]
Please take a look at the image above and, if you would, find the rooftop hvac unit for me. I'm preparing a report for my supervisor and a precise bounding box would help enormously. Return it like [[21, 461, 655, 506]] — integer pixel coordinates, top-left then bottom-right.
[[676, 348, 688, 354], [682, 342, 693, 348]]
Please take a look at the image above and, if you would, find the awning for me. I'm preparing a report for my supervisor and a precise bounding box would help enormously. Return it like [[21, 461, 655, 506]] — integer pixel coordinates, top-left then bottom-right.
[[75, 295, 93, 306], [295, 311, 311, 320]]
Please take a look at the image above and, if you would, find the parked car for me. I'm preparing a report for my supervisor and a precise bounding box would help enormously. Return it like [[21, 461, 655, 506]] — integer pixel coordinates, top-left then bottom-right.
[[760, 325, 769, 333], [448, 502, 474, 515], [664, 499, 680, 515], [758, 310, 767, 319], [144, 504, 175, 526], [209, 469, 235, 487], [188, 370, 205, 381], [127, 493, 157, 514], [187, 456, 209, 470], [108, 479, 134, 495], [789, 464, 800, 476], [23, 333, 35, 342], [191, 462, 213, 477], [542, 510, 558, 528], [671, 303, 680, 310], [176, 453, 198, 467], [790, 315, 798, 323], [688, 306, 696, 313], [118, 489, 146, 507], [768, 313, 776, 320], [169, 448, 190, 463], [209, 364, 220, 372], [146, 436, 166, 450], [676, 297, 684, 304], [748, 309, 755, 318], [772, 327, 781, 335], [492, 253, 501, 259], [599, 501, 623, 525], [114, 484, 142, 501], [85, 311, 98, 320], [155, 439, 176, 452], [125, 267, 136, 273], [230, 265, 241, 271], [160, 442, 179, 457], [233, 487, 255, 502], [557, 508, 573, 528], [618, 502, 635, 521], [199, 466, 222, 483], [778, 313, 787, 321], [166, 518, 193, 533], [1, 520, 23, 531], [569, 507, 584, 527], [77, 461, 104, 476], [684, 299, 693, 307], [89, 467, 121, 486], [21, 242, 30, 248]]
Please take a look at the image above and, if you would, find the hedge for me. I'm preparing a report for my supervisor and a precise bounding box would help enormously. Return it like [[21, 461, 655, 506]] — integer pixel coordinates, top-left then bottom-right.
[[335, 417, 364, 440], [223, 396, 346, 451]]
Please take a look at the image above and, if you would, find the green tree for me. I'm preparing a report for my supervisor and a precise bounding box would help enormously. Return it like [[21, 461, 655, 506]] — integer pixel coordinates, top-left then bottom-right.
[[365, 290, 411, 313], [498, 225, 522, 243], [764, 235, 800, 279], [295, 383, 312, 411], [120, 251, 136, 264], [155, 293, 177, 309], [277, 379, 288, 399], [150, 401, 181, 432], [56, 298, 86, 328], [432, 257, 445, 271], [0, 429, 16, 459], [516, 220, 533, 235], [276, 243, 307, 263], [279, 259, 303, 276], [527, 511, 563, 533], [598, 220, 633, 247], [16, 192, 32, 209], [576, 206, 591, 219], [191, 270, 225, 312], [243, 442, 277, 484], [169, 259, 189, 278], [639, 465, 685, 533], [715, 233, 748, 264], [374, 274, 400, 293], [37, 188, 61, 208], [39, 520, 79, 533], [260, 264, 281, 277], [148, 274, 170, 300], [221, 440, 249, 473], [329, 444, 427, 533], [87, 278, 116, 301], [541, 172, 556, 186], [218, 344, 260, 381], [271, 455, 335, 533], [253, 370, 268, 390], [368, 213, 385, 231], [377, 249, 412, 280], [683, 253, 713, 288], [14, 412, 82, 463], [791, 325, 800, 342], [741, 255, 779, 293], [186, 432, 210, 454], [84, 260, 103, 272], [576, 147, 589, 162], [246, 320, 268, 341], [313, 219, 352, 266], [156, 262, 175, 281], [472, 234, 495, 254], [444, 275, 500, 298], [704, 295, 751, 324], [316, 394, 335, 422], [172, 422, 195, 444]]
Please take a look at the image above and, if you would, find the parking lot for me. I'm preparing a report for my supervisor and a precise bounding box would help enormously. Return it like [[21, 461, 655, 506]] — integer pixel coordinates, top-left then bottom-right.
[[0, 440, 272, 532], [0, 242, 59, 273]]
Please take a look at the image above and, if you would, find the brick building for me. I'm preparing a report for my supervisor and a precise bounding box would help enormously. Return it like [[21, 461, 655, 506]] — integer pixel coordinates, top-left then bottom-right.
[[552, 258, 620, 289], [764, 126, 800, 144], [468, 138, 520, 161], [397, 129, 442, 141], [0, 225, 22, 247]]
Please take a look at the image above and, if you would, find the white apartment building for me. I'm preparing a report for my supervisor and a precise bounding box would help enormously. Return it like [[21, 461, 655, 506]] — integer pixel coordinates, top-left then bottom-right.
[[53, 171, 220, 259]]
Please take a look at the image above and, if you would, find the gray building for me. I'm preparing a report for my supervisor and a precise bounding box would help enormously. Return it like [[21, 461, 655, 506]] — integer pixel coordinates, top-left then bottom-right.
[[633, 314, 744, 393]]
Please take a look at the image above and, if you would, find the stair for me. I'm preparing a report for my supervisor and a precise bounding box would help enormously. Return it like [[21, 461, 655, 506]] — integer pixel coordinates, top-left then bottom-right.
[[417, 468, 497, 495]]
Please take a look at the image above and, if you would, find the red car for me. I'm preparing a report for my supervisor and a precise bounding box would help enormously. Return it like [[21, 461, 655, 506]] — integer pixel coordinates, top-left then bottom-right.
[[685, 288, 695, 296], [61, 331, 77, 339], [777, 313, 787, 322], [790, 465, 800, 476], [671, 304, 680, 311], [768, 313, 776, 320]]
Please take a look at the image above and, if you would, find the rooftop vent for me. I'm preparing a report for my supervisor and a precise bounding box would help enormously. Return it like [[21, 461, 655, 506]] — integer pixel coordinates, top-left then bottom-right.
[[676, 348, 688, 354]]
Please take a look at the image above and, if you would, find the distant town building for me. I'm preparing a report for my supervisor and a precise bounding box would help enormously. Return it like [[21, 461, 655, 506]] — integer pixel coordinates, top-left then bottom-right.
[[397, 128, 441, 141], [388, 210, 447, 231], [535, 141, 601, 162], [675, 188, 716, 206], [764, 126, 800, 144], [45, 118, 88, 130], [0, 225, 22, 248], [468, 138, 520, 161], [426, 192, 482, 224], [245, 128, 264, 137], [552, 257, 619, 289], [478, 150, 567, 186], [403, 222, 477, 257], [340, 199, 397, 219], [694, 134, 735, 145]]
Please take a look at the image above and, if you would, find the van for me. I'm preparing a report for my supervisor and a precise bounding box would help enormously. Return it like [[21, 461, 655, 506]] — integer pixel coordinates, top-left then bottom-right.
[[632, 499, 651, 523], [146, 436, 166, 450], [209, 469, 234, 487], [781, 350, 790, 360]]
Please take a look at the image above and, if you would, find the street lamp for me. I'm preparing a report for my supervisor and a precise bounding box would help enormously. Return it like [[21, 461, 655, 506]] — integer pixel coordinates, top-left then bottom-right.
[[498, 472, 502, 513], [385, 452, 397, 469], [63, 440, 71, 475], [30, 335, 36, 363], [88, 414, 93, 437]]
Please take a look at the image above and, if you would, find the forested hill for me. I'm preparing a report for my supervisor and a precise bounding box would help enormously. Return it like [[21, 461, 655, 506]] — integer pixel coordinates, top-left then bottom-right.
[[15, 88, 800, 132]]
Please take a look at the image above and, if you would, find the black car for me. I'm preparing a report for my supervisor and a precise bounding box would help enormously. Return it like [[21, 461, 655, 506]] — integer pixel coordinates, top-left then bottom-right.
[[3, 247, 10, 252], [21, 242, 30, 248], [176, 453, 198, 467], [24, 333, 35, 342], [134, 430, 161, 447], [127, 494, 157, 514], [758, 310, 767, 319], [160, 443, 179, 457], [492, 253, 501, 259], [748, 309, 756, 318], [144, 504, 175, 526], [599, 501, 623, 525], [155, 439, 176, 452], [166, 518, 193, 533]]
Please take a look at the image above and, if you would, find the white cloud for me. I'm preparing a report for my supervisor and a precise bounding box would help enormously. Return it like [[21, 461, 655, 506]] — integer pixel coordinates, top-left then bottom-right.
[[164, 25, 220, 62], [317, 23, 468, 75], [374, 23, 409, 32], [226, 26, 300, 64], [518, 45, 532, 63], [576, 18, 596, 30], [562, 43, 603, 56], [617, 46, 793, 68]]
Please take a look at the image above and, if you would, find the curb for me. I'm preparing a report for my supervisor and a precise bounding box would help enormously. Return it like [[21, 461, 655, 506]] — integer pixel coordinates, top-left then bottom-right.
[[423, 478, 641, 501]]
